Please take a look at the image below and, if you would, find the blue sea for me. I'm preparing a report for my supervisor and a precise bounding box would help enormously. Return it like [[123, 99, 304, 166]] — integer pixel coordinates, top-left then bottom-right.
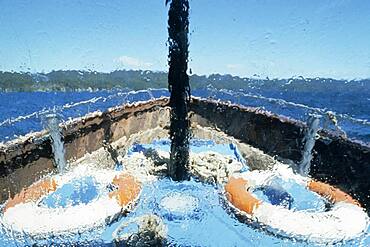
[[0, 88, 369, 144]]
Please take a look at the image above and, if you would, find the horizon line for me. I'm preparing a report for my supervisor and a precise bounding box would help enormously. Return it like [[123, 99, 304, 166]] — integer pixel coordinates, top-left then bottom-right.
[[0, 69, 369, 82]]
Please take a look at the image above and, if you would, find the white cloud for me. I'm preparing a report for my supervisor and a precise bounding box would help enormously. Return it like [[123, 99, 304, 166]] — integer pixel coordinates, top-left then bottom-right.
[[116, 56, 153, 69]]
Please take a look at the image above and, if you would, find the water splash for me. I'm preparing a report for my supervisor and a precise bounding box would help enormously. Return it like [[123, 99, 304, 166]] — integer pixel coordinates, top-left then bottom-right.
[[299, 114, 321, 176], [44, 112, 66, 174]]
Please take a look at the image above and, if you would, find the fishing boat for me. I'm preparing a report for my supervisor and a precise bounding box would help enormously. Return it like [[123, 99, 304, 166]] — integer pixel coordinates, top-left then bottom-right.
[[1, 0, 369, 245]]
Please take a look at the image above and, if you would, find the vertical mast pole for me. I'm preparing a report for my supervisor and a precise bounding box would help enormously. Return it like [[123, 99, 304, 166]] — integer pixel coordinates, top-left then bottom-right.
[[167, 0, 191, 181]]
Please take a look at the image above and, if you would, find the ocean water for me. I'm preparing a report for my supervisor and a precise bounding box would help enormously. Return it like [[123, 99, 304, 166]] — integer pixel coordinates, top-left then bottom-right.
[[0, 88, 369, 143]]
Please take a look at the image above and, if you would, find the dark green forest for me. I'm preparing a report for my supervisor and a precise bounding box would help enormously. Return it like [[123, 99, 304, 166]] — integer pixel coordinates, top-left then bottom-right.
[[0, 70, 369, 93]]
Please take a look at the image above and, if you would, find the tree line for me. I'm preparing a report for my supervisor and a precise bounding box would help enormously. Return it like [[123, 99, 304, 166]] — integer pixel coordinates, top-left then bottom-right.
[[0, 70, 368, 93]]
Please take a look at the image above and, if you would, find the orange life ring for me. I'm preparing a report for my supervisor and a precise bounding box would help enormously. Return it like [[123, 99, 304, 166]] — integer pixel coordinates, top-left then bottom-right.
[[225, 176, 361, 216], [307, 180, 361, 207], [3, 178, 58, 213], [3, 173, 141, 213], [2, 172, 142, 236], [224, 177, 261, 215], [224, 171, 368, 243]]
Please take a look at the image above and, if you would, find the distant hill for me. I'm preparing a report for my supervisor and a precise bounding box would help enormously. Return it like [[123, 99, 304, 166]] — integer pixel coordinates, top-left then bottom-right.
[[0, 70, 369, 93]]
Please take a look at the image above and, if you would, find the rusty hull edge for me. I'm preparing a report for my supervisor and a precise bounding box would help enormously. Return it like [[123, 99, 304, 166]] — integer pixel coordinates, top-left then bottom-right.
[[191, 98, 370, 212], [0, 98, 169, 202], [0, 97, 369, 211]]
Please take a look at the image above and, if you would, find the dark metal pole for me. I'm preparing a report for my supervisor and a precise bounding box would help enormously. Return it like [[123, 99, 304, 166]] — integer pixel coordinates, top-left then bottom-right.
[[167, 0, 191, 181]]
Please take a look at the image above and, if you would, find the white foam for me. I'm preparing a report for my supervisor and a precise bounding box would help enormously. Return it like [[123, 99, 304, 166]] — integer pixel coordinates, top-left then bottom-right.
[[160, 193, 198, 213]]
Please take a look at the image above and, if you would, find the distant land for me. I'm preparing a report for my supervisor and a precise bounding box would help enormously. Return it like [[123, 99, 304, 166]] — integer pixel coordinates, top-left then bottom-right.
[[0, 70, 369, 93]]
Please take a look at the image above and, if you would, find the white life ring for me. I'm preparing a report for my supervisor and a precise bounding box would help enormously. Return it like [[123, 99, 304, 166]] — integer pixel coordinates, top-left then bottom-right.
[[1, 170, 141, 236], [225, 170, 369, 243]]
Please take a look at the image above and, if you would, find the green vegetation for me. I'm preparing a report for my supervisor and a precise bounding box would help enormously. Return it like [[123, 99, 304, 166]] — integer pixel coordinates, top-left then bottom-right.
[[0, 70, 168, 91], [0, 70, 369, 92]]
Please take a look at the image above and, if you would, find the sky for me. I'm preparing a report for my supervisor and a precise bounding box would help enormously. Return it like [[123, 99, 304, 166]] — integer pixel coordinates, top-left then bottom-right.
[[0, 0, 370, 79]]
